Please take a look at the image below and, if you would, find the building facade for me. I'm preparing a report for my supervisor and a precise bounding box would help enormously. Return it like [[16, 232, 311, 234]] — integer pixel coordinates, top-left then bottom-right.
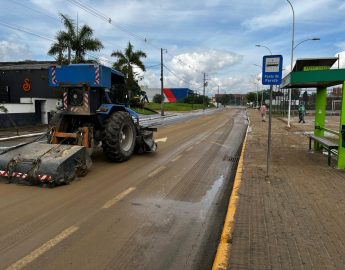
[[0, 61, 60, 128]]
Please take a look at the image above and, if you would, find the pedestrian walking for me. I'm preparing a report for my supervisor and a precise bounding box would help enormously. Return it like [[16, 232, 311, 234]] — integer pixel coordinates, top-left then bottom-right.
[[259, 104, 267, 122], [298, 104, 305, 123]]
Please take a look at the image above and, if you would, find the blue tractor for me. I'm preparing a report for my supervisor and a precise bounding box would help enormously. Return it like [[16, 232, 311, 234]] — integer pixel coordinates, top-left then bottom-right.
[[48, 64, 157, 162], [0, 64, 157, 185]]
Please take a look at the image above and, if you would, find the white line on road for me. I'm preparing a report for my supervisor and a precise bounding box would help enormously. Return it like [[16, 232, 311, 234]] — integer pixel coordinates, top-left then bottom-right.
[[171, 155, 182, 162], [6, 225, 79, 270], [155, 137, 168, 143], [148, 166, 166, 178], [186, 146, 193, 152], [102, 187, 136, 209]]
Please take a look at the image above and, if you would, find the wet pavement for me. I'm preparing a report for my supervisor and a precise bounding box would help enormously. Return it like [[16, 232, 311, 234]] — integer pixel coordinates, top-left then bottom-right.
[[0, 108, 247, 270]]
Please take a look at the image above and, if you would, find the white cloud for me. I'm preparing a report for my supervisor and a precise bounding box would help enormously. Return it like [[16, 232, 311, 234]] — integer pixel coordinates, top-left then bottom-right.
[[140, 49, 243, 92], [0, 41, 32, 61]]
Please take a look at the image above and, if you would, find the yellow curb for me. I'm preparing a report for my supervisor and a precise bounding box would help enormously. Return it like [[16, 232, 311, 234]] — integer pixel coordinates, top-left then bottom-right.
[[212, 124, 249, 270]]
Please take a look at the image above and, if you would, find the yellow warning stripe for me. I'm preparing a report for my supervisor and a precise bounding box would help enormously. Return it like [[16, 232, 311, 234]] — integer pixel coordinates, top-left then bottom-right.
[[212, 125, 249, 270]]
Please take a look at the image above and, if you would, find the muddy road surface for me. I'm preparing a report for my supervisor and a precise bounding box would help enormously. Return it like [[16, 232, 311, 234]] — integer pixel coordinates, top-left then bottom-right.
[[0, 108, 247, 270]]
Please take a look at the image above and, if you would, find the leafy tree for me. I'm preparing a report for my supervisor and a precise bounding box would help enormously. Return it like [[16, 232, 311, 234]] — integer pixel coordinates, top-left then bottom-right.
[[246, 92, 257, 103], [184, 94, 209, 104], [48, 13, 103, 64], [220, 94, 232, 106], [111, 42, 147, 99], [303, 90, 309, 104], [153, 94, 163, 103], [291, 88, 301, 100]]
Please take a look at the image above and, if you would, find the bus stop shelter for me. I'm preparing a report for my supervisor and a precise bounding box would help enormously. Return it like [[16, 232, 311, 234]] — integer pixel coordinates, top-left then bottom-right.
[[281, 57, 345, 169]]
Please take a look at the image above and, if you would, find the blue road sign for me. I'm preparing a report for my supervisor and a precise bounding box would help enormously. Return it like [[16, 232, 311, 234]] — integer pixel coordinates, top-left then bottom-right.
[[262, 55, 283, 85]]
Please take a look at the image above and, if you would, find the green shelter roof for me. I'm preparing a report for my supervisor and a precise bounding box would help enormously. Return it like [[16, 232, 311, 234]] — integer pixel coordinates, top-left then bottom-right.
[[281, 57, 345, 89], [292, 57, 338, 72]]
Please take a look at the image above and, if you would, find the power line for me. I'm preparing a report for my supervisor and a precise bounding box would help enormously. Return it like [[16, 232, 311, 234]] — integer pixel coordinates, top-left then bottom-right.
[[67, 0, 154, 46], [0, 20, 55, 42], [0, 20, 115, 65], [66, 0, 203, 73], [163, 64, 203, 87], [11, 0, 60, 22], [4, 1, 208, 82]]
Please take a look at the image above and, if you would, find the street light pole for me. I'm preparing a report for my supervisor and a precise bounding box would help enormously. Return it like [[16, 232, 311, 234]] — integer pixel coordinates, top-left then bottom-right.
[[286, 0, 295, 128], [293, 37, 320, 50], [160, 48, 167, 116], [255, 45, 272, 55]]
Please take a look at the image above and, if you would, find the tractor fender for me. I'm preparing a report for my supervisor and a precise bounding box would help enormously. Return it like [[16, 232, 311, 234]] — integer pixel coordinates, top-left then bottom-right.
[[97, 104, 139, 125]]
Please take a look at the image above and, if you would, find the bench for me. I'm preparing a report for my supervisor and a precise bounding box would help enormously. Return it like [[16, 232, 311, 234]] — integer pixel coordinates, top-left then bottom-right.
[[308, 134, 338, 166]]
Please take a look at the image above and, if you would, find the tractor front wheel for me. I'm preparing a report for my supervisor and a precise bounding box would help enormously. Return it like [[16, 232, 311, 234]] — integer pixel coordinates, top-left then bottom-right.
[[102, 111, 136, 162]]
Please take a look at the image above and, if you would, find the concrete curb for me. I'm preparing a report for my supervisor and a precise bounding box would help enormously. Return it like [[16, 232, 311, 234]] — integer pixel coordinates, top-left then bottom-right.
[[212, 116, 249, 270]]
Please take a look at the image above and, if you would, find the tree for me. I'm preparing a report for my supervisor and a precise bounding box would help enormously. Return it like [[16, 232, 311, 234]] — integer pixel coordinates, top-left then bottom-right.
[[111, 42, 147, 99], [291, 88, 301, 100], [220, 94, 231, 106], [153, 94, 163, 103], [246, 92, 257, 103], [48, 13, 103, 64], [303, 90, 309, 104]]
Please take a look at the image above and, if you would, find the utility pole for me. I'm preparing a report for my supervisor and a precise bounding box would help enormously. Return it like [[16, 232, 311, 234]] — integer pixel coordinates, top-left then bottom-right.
[[203, 72, 207, 111], [217, 85, 219, 108], [160, 48, 167, 116]]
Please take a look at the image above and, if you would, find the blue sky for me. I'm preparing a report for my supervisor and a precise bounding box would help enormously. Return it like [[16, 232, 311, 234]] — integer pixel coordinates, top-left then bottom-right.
[[0, 0, 344, 94]]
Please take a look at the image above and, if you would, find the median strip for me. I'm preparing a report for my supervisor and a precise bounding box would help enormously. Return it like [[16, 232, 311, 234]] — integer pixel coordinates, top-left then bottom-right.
[[6, 225, 79, 270], [102, 187, 136, 209]]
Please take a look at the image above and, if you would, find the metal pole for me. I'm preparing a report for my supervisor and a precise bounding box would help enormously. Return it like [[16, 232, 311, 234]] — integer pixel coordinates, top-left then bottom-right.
[[203, 72, 206, 111], [160, 48, 164, 116], [217, 85, 219, 108], [266, 84, 274, 177], [261, 88, 264, 105], [287, 0, 295, 127], [255, 83, 259, 108]]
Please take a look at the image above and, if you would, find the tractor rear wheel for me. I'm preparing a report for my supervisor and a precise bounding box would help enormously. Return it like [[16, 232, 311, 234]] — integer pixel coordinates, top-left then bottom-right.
[[102, 111, 136, 162]]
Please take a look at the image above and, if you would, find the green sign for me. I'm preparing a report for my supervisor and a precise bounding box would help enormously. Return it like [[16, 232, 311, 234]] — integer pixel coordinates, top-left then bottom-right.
[[303, 66, 331, 71]]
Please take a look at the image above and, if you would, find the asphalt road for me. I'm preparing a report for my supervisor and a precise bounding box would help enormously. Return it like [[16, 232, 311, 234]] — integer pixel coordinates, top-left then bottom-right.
[[0, 108, 247, 270]]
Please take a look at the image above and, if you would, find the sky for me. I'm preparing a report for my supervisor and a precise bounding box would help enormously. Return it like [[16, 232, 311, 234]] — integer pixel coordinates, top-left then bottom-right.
[[0, 0, 345, 95]]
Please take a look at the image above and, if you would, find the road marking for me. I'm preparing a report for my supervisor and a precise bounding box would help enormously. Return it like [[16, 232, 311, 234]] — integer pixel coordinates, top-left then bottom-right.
[[212, 125, 249, 270], [171, 155, 182, 162], [6, 225, 79, 270], [102, 187, 136, 209], [209, 141, 229, 149], [148, 166, 166, 178], [156, 137, 168, 143], [186, 146, 193, 152]]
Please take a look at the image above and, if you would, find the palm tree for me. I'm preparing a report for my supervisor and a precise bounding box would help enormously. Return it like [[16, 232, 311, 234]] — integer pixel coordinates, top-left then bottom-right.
[[111, 42, 147, 99], [48, 13, 103, 64]]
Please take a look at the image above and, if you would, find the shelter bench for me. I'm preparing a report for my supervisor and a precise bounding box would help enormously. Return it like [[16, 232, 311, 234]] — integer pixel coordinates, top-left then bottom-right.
[[308, 134, 338, 166]]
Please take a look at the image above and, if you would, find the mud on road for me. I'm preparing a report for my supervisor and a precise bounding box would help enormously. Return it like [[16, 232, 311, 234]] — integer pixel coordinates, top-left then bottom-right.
[[0, 108, 248, 270]]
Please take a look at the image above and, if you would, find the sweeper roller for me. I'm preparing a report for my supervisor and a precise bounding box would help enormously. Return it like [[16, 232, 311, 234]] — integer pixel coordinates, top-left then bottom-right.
[[0, 142, 91, 185]]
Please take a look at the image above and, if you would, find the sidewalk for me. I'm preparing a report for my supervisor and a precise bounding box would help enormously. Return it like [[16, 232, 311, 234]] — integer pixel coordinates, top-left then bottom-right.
[[228, 110, 345, 269]]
